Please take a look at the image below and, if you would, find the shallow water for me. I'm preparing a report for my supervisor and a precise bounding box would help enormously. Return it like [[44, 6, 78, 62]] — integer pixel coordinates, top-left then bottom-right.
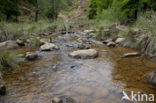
[[0, 32, 156, 103]]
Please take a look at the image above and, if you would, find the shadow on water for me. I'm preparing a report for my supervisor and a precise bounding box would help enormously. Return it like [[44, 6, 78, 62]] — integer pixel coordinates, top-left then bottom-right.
[[0, 32, 156, 103]]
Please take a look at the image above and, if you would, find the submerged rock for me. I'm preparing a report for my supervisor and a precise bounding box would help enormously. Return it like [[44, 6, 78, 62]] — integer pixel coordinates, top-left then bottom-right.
[[122, 52, 141, 58], [146, 70, 156, 86], [69, 49, 98, 59], [52, 96, 76, 103], [0, 85, 6, 96], [40, 43, 59, 51], [52, 97, 63, 103], [26, 52, 38, 60]]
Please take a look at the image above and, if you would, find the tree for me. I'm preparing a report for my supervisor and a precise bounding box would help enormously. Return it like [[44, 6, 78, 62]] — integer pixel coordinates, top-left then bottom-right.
[[0, 0, 21, 21], [35, 0, 39, 22]]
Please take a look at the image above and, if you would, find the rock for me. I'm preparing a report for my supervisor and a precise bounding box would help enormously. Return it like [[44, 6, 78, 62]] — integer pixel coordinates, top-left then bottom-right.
[[129, 28, 141, 36], [146, 70, 156, 86], [103, 39, 112, 44], [0, 85, 6, 96], [52, 97, 63, 103], [17, 54, 25, 57], [25, 52, 38, 60], [59, 96, 76, 103], [77, 44, 90, 49], [40, 38, 51, 45], [122, 52, 141, 58], [115, 38, 126, 44], [16, 39, 25, 46], [84, 30, 95, 34], [69, 49, 98, 59], [106, 41, 116, 47], [40, 43, 59, 51], [0, 40, 19, 50]]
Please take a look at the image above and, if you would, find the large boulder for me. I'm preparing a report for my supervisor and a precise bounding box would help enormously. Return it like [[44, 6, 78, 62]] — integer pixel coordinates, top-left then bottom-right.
[[25, 52, 38, 60], [146, 70, 156, 86], [40, 43, 59, 51], [69, 49, 98, 59], [0, 40, 19, 50]]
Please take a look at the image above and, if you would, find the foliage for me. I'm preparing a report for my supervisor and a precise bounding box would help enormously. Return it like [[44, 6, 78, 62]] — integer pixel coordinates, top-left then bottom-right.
[[88, 0, 156, 22], [0, 51, 19, 71], [135, 12, 156, 56], [0, 0, 21, 21]]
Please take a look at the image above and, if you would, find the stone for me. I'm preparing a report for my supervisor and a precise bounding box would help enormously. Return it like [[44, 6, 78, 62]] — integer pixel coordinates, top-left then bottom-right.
[[77, 44, 90, 49], [122, 52, 141, 58], [52, 97, 63, 103], [40, 38, 51, 45], [84, 30, 95, 34], [69, 49, 98, 59], [103, 39, 112, 44], [25, 52, 38, 60], [40, 43, 59, 51], [146, 70, 156, 86], [16, 39, 25, 46], [0, 40, 19, 50], [74, 86, 92, 95], [0, 85, 6, 96], [59, 96, 76, 103], [115, 38, 126, 44], [17, 54, 25, 57], [94, 88, 109, 98], [129, 28, 141, 36], [106, 42, 116, 47]]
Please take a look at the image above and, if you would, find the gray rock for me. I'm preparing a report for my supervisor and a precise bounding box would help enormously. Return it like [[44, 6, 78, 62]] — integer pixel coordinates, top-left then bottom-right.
[[40, 43, 59, 51], [146, 70, 156, 86], [103, 39, 112, 44], [0, 40, 19, 50], [77, 44, 90, 49], [16, 39, 25, 46], [25, 52, 38, 60], [107, 41, 116, 47], [122, 52, 141, 58], [52, 97, 63, 103], [69, 49, 98, 59], [17, 54, 25, 57], [40, 38, 51, 45], [115, 38, 126, 44]]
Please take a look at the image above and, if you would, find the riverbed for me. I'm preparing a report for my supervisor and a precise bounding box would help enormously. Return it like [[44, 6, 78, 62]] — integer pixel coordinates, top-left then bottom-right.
[[0, 30, 156, 103]]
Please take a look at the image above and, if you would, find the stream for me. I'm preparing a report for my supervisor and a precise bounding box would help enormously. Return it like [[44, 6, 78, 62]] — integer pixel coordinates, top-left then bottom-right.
[[0, 30, 156, 103]]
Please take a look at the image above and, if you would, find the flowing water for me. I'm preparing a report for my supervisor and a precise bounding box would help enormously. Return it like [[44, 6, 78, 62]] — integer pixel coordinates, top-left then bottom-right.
[[0, 31, 156, 103]]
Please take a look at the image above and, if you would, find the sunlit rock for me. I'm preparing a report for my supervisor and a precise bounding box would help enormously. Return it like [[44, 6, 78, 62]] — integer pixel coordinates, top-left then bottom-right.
[[69, 49, 98, 59]]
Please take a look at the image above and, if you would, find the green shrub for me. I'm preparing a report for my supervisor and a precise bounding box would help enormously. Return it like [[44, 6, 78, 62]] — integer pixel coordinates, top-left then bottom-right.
[[135, 12, 156, 56], [0, 51, 19, 71]]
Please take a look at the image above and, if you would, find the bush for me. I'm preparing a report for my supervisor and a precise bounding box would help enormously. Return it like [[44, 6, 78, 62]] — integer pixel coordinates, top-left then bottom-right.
[[0, 51, 19, 71], [135, 12, 156, 57]]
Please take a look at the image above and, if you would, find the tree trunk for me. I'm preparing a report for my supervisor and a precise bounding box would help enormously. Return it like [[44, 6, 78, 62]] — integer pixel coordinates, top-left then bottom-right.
[[35, 0, 39, 22], [52, 0, 55, 22]]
